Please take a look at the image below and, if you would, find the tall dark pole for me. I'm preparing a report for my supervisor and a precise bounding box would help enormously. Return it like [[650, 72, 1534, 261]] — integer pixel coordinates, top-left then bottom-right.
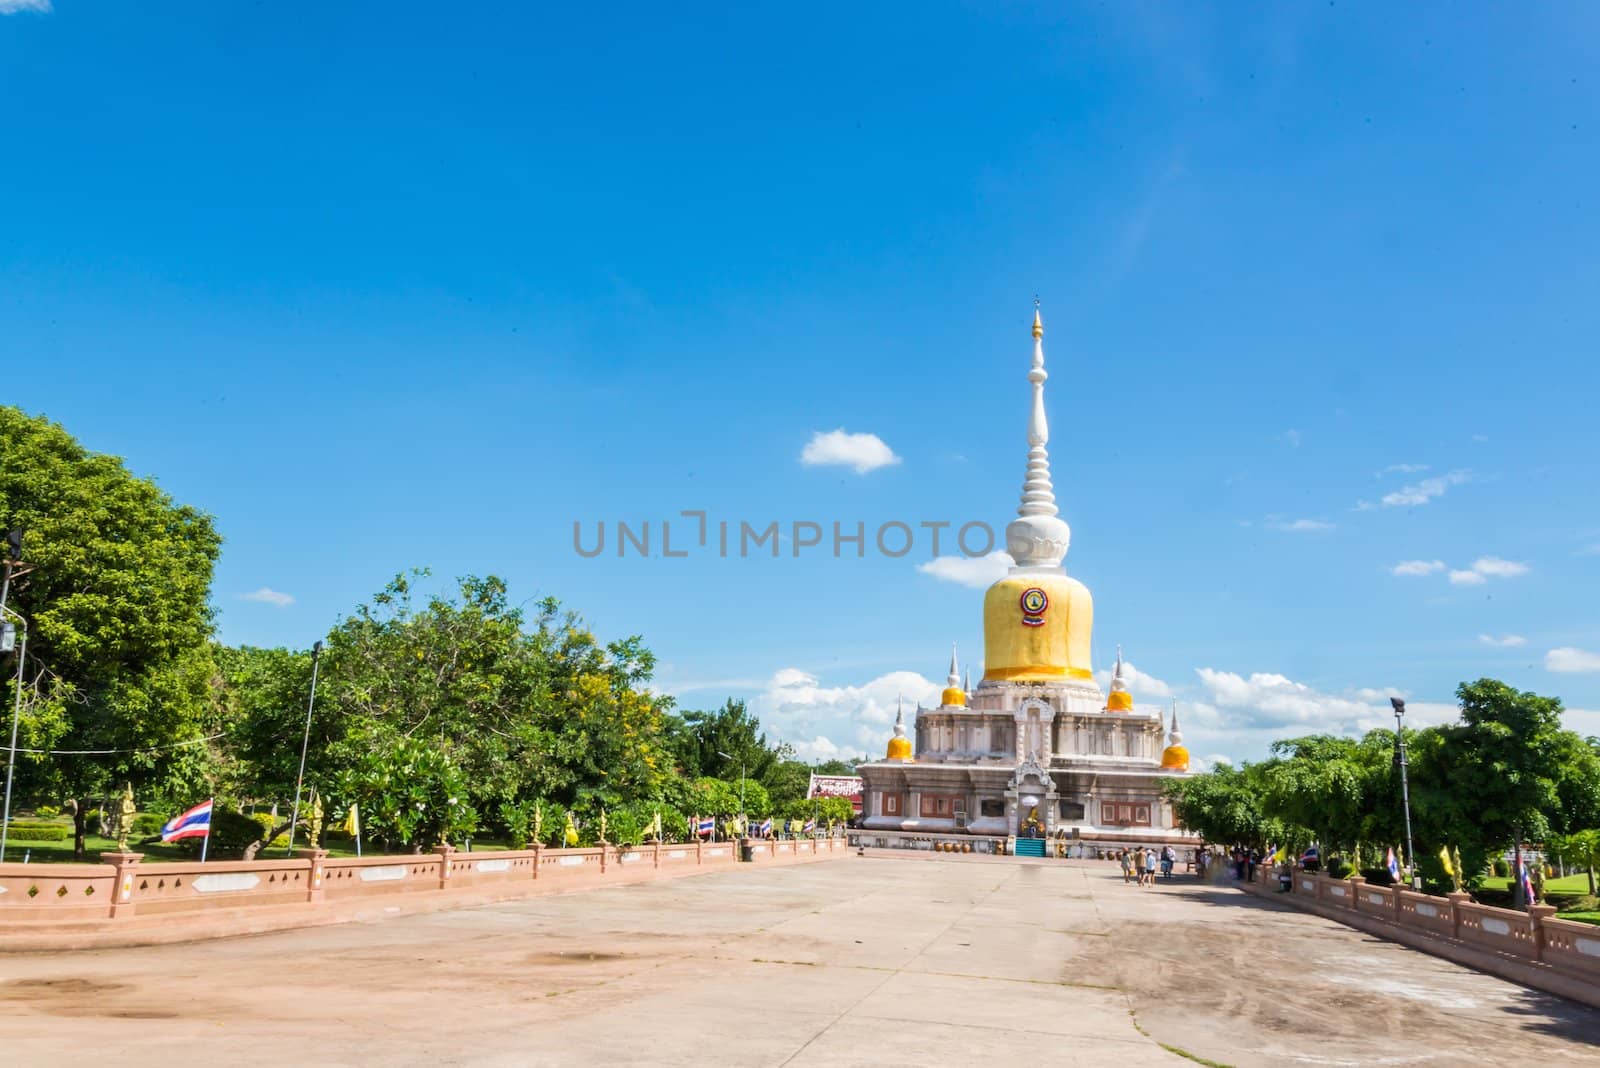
[[1391, 698, 1419, 890], [286, 640, 324, 854], [0, 532, 25, 863]]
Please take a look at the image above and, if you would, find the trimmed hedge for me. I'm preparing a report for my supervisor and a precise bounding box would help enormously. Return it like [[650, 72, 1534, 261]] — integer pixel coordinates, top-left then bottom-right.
[[4, 821, 70, 841]]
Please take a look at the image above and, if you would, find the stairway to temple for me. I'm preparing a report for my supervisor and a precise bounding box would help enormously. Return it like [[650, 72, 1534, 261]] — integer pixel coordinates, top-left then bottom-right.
[[1013, 838, 1046, 858]]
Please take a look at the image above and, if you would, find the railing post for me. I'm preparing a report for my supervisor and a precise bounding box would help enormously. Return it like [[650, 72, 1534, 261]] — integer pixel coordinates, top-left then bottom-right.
[[100, 851, 142, 920], [652, 840, 661, 869], [599, 843, 607, 874], [299, 847, 329, 903], [696, 839, 704, 865], [433, 843, 456, 889], [531, 842, 541, 881], [1529, 904, 1558, 961], [1394, 882, 1405, 923], [1347, 875, 1365, 910]]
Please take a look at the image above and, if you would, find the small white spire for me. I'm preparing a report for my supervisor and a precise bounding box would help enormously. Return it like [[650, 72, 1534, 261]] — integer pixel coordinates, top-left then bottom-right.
[[1169, 702, 1183, 745], [1108, 645, 1129, 695], [893, 700, 906, 738], [964, 665, 971, 692], [946, 643, 960, 688], [1005, 301, 1072, 569]]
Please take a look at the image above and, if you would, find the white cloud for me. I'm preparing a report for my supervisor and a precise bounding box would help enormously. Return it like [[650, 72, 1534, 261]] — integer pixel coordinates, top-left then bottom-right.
[[1395, 556, 1527, 585], [1381, 469, 1470, 508], [1270, 518, 1334, 532], [1565, 708, 1600, 738], [1478, 634, 1527, 648], [240, 587, 295, 607], [1546, 647, 1600, 674], [0, 0, 52, 13], [754, 667, 940, 761], [799, 429, 901, 474], [1377, 463, 1430, 477], [1093, 661, 1173, 699], [1193, 667, 1456, 738], [1280, 429, 1302, 447], [1577, 543, 1600, 557], [1392, 560, 1446, 577], [917, 551, 1013, 588], [1469, 556, 1529, 578]]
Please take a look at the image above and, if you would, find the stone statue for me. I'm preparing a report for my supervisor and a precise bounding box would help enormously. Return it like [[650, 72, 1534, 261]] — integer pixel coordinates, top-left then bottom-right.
[[563, 811, 579, 847], [1022, 805, 1043, 839], [1531, 863, 1546, 905], [306, 788, 324, 849], [533, 803, 543, 846], [599, 808, 608, 843], [115, 782, 136, 852]]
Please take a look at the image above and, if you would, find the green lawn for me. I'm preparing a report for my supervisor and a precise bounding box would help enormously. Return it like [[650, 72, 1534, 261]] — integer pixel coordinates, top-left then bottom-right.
[[1477, 873, 1595, 895]]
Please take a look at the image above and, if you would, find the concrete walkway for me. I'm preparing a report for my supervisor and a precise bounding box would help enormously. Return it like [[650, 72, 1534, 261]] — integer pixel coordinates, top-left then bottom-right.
[[2, 855, 1598, 1066]]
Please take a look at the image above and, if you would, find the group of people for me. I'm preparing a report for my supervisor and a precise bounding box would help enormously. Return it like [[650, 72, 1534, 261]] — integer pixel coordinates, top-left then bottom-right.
[[1117, 844, 1178, 886]]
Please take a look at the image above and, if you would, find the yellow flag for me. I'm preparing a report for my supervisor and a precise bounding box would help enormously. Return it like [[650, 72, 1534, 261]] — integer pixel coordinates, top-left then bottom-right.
[[1439, 846, 1454, 876], [343, 803, 360, 838]]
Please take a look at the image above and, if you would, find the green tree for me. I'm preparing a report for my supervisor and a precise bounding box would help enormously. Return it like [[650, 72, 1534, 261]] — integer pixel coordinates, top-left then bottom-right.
[[0, 407, 223, 857], [669, 699, 790, 787], [1164, 761, 1287, 850], [1413, 679, 1582, 901]]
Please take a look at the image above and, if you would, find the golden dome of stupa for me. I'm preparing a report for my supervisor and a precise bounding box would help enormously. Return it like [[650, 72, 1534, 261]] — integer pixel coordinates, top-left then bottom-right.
[[885, 702, 912, 761]]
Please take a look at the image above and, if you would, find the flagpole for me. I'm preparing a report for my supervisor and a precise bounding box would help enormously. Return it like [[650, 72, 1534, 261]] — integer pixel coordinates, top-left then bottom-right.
[[200, 798, 212, 863]]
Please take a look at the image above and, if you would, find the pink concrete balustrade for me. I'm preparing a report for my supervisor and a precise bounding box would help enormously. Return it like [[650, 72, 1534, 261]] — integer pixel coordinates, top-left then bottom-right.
[[0, 837, 841, 932], [1256, 869, 1599, 990]]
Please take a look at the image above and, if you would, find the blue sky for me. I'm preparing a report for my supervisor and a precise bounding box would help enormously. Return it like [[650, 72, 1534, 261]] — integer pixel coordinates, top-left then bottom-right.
[[5, 2, 1599, 765]]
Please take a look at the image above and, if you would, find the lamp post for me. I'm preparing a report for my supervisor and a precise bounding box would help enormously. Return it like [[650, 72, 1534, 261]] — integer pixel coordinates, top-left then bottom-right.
[[0, 530, 27, 864], [1390, 698, 1420, 890], [286, 640, 324, 854], [717, 750, 746, 835], [0, 603, 27, 863]]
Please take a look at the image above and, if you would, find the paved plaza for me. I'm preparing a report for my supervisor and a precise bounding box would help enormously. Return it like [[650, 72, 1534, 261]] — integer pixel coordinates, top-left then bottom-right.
[[3, 855, 1599, 1066]]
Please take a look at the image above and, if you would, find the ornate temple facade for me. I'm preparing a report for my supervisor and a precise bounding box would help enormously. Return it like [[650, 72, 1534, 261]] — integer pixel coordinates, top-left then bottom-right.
[[854, 309, 1194, 853]]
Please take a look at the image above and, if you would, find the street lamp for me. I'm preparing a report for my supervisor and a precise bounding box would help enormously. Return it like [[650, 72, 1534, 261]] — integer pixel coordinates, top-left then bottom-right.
[[717, 750, 746, 837], [0, 530, 27, 864], [0, 603, 26, 863], [286, 640, 325, 854], [1390, 698, 1420, 891]]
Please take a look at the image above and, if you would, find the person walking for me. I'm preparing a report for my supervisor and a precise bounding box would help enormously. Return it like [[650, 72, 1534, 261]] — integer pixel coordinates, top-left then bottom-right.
[[1161, 844, 1175, 880], [1119, 847, 1134, 884], [1143, 847, 1158, 887]]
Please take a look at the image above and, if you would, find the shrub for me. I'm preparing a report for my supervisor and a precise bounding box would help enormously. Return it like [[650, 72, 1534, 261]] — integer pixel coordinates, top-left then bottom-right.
[[1491, 858, 1509, 877], [1326, 856, 1354, 879], [175, 809, 273, 859], [32, 805, 60, 819], [4, 821, 70, 841], [130, 812, 167, 837]]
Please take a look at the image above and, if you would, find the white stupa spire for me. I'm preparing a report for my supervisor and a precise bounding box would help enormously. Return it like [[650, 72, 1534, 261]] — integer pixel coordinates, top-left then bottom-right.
[[963, 665, 971, 693], [1005, 302, 1072, 570], [1110, 645, 1128, 692], [893, 696, 906, 739], [946, 643, 961, 688], [1169, 702, 1183, 746]]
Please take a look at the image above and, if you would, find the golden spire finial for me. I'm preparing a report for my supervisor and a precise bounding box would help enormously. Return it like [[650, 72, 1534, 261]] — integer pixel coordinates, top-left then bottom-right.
[[1032, 297, 1043, 339]]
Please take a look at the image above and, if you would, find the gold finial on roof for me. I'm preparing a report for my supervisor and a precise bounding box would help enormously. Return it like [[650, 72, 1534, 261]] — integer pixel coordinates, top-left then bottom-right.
[[1032, 298, 1043, 339]]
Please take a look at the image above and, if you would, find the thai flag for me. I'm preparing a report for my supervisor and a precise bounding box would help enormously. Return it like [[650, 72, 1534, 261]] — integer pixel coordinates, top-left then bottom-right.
[[758, 817, 773, 837], [1516, 857, 1535, 904], [803, 818, 816, 834], [1300, 844, 1319, 865], [161, 799, 213, 842], [696, 817, 715, 837], [1386, 846, 1401, 882]]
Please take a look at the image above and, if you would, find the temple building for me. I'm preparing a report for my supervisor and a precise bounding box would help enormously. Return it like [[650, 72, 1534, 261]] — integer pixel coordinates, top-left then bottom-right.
[[854, 308, 1195, 854]]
